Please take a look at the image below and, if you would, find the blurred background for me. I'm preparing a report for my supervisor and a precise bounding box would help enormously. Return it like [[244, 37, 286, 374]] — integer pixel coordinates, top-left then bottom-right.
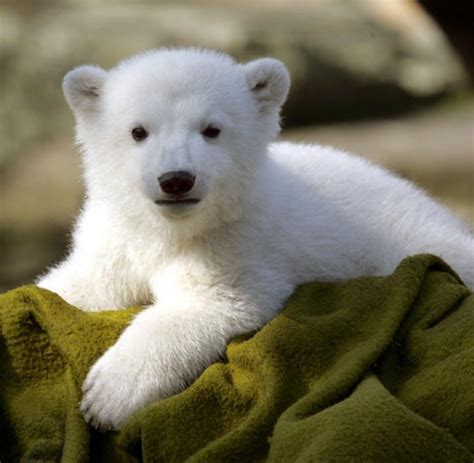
[[1, 0, 473, 292]]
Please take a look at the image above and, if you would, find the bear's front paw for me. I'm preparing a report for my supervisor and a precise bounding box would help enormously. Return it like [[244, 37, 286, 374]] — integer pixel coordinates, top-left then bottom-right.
[[80, 343, 162, 430]]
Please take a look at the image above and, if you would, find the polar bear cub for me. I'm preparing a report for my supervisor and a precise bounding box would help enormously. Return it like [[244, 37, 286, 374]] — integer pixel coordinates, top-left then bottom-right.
[[37, 48, 473, 429]]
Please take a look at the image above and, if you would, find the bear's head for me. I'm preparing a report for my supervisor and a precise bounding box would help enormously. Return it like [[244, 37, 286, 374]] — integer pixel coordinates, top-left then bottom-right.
[[63, 48, 290, 238]]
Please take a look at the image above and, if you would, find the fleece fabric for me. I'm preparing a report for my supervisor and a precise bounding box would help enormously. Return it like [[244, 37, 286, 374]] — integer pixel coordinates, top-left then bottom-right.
[[0, 254, 473, 462]]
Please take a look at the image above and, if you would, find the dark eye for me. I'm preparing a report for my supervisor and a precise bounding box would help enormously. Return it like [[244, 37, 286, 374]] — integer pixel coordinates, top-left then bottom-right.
[[202, 125, 220, 139], [132, 127, 148, 142]]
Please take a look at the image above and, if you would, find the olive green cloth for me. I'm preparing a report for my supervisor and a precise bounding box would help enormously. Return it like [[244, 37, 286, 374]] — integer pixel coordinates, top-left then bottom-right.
[[1, 255, 473, 462]]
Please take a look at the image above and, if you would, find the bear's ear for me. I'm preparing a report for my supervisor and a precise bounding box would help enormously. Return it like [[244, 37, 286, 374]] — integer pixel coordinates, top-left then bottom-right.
[[244, 58, 290, 111], [62, 65, 107, 117]]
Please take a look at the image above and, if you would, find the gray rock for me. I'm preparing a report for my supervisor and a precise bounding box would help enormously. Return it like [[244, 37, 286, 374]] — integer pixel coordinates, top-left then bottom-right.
[[0, 0, 467, 166]]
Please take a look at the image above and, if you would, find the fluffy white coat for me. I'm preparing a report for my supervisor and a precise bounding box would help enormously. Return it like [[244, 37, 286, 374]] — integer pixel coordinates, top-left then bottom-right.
[[37, 48, 474, 430]]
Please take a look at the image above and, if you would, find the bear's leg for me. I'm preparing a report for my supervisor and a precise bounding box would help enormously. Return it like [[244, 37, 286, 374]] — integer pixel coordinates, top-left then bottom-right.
[[80, 287, 280, 429]]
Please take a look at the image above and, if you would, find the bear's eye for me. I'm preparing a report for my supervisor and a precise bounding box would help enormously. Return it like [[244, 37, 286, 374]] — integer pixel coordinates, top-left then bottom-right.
[[131, 127, 148, 142], [202, 125, 221, 139]]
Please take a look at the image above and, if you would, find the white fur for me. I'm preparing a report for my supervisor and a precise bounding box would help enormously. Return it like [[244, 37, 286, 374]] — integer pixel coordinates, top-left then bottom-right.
[[37, 48, 474, 430]]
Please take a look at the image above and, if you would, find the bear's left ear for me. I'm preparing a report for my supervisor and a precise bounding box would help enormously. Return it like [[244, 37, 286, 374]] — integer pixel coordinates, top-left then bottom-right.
[[244, 58, 290, 111], [62, 65, 108, 118]]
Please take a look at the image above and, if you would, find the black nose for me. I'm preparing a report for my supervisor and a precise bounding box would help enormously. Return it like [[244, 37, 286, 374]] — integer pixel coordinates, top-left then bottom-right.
[[158, 171, 195, 195]]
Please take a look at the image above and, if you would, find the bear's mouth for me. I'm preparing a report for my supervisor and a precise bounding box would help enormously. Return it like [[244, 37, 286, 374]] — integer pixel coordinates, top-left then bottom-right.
[[154, 198, 201, 206]]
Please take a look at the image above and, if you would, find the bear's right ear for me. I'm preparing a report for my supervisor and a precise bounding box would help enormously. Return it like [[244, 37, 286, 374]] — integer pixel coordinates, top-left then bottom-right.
[[244, 58, 290, 112], [62, 65, 107, 117]]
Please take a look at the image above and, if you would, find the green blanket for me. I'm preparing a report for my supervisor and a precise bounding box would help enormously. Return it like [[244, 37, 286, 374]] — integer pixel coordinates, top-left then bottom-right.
[[1, 255, 473, 462]]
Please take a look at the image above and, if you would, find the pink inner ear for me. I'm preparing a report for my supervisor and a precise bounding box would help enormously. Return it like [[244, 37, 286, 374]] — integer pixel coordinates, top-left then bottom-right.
[[253, 81, 267, 91]]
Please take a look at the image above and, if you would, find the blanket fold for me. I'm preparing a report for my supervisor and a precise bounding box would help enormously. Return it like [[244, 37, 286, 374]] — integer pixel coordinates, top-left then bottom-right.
[[1, 255, 473, 462]]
